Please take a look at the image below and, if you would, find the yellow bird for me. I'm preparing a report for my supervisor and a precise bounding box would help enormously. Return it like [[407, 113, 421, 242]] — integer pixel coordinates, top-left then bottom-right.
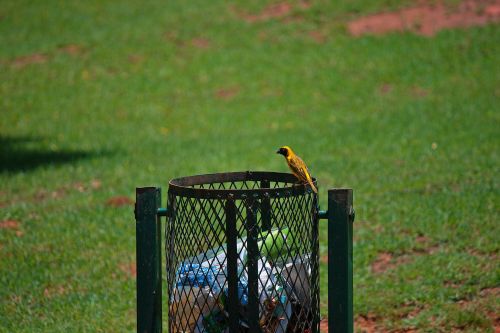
[[276, 146, 317, 193]]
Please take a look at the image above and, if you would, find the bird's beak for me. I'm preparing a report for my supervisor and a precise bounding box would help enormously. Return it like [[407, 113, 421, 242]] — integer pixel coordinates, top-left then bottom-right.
[[276, 149, 281, 154]]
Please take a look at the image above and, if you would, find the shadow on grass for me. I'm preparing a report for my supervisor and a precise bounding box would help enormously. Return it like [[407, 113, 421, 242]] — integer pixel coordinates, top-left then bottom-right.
[[0, 135, 110, 173]]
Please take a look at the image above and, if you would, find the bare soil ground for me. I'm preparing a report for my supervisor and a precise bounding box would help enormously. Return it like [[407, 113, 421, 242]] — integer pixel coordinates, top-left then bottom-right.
[[348, 0, 500, 36]]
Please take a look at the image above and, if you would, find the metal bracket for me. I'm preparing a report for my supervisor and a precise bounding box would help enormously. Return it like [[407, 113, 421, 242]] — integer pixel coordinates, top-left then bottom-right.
[[157, 207, 168, 217]]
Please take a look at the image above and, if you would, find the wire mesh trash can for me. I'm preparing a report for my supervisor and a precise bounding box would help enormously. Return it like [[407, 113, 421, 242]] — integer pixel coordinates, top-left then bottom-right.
[[135, 171, 354, 333]]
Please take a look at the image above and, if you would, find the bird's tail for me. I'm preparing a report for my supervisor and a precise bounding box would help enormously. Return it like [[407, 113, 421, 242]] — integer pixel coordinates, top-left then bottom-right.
[[309, 180, 318, 194]]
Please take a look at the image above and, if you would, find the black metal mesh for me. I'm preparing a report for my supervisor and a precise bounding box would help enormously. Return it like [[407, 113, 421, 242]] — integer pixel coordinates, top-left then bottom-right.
[[166, 171, 319, 333]]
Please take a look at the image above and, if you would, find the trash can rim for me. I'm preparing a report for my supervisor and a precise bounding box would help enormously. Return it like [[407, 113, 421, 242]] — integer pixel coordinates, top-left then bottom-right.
[[168, 171, 317, 199]]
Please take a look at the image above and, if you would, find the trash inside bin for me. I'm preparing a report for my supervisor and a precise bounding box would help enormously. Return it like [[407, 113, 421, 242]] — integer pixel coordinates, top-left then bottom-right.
[[171, 233, 310, 332]]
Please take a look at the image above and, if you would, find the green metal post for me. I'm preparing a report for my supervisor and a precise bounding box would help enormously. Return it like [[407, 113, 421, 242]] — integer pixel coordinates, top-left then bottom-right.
[[328, 189, 354, 333], [135, 187, 162, 333]]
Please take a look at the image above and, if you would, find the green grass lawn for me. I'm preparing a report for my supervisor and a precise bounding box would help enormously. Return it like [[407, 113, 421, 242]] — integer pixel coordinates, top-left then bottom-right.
[[1, 0, 499, 332]]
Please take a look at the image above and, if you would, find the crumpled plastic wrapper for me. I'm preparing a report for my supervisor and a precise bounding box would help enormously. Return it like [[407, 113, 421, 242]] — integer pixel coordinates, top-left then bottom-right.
[[280, 258, 311, 308]]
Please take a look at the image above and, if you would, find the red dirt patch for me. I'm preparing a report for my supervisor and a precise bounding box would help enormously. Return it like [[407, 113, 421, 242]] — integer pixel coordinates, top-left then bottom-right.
[[486, 3, 500, 15], [422, 244, 440, 254], [309, 30, 326, 43], [58, 44, 84, 55], [241, 2, 292, 22], [347, 0, 500, 37], [298, 1, 311, 10], [320, 318, 328, 332], [43, 284, 67, 298], [355, 313, 378, 333], [119, 261, 137, 279], [215, 86, 240, 100], [379, 83, 393, 95], [453, 286, 500, 307], [35, 180, 96, 200], [12, 53, 48, 68], [371, 249, 426, 273], [38, 187, 66, 200], [128, 54, 144, 64], [456, 297, 474, 308], [486, 311, 500, 332], [191, 37, 211, 49], [0, 220, 24, 237], [106, 196, 134, 207], [3, 180, 102, 208], [453, 287, 500, 332], [414, 235, 441, 254], [371, 252, 394, 273], [444, 280, 463, 288], [91, 179, 102, 189], [282, 15, 305, 24], [236, 1, 311, 23], [0, 220, 20, 230], [480, 286, 500, 297], [467, 248, 499, 261], [10, 45, 84, 68], [320, 254, 328, 264], [400, 302, 425, 320], [416, 235, 430, 243], [73, 182, 86, 193], [35, 188, 64, 201], [411, 86, 429, 98]]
